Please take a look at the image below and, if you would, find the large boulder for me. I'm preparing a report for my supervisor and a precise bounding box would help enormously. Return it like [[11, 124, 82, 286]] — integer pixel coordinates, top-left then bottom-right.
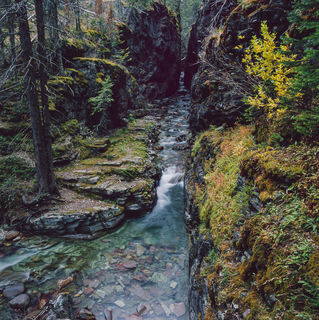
[[49, 58, 144, 135], [124, 2, 181, 99]]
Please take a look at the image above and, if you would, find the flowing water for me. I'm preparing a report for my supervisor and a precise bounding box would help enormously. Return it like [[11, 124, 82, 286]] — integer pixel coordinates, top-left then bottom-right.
[[0, 82, 191, 320]]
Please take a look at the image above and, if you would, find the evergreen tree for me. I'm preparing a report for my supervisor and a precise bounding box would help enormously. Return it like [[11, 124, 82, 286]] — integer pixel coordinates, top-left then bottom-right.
[[288, 0, 319, 136]]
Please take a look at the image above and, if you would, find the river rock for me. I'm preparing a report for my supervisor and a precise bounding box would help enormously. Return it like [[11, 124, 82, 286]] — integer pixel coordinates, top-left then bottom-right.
[[115, 300, 125, 307], [122, 260, 137, 269], [159, 301, 170, 316], [136, 244, 146, 256], [77, 308, 95, 320], [52, 293, 73, 318], [3, 282, 25, 298], [5, 230, 20, 241], [136, 304, 147, 315], [131, 285, 151, 301], [170, 302, 186, 317], [57, 276, 73, 291], [9, 293, 30, 308]]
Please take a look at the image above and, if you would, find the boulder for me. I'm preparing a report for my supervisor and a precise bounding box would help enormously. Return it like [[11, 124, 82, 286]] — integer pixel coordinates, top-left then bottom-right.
[[49, 58, 144, 135], [3, 283, 25, 298]]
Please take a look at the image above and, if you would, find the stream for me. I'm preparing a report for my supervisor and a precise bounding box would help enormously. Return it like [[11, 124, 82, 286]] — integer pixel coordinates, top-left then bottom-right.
[[0, 81, 191, 320]]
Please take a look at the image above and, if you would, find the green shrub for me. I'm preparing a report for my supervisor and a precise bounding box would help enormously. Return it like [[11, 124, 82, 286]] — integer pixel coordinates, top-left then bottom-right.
[[89, 75, 114, 115]]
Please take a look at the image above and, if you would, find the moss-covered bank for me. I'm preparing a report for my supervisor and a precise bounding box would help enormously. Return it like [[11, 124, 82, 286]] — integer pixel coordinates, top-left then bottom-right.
[[186, 125, 319, 319]]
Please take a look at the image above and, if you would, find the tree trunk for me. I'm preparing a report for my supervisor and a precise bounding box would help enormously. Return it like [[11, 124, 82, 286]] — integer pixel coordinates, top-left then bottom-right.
[[47, 0, 63, 73], [0, 15, 5, 66], [15, 0, 58, 198], [7, 0, 17, 79], [35, 0, 58, 195], [74, 0, 82, 33]]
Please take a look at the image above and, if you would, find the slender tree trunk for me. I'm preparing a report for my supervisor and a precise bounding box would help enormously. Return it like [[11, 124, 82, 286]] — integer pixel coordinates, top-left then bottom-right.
[[74, 0, 81, 34], [7, 0, 17, 79], [47, 0, 63, 73], [15, 0, 58, 198], [0, 16, 5, 66]]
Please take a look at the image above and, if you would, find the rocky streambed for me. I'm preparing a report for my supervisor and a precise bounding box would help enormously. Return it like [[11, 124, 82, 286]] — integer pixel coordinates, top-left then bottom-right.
[[0, 83, 191, 320]]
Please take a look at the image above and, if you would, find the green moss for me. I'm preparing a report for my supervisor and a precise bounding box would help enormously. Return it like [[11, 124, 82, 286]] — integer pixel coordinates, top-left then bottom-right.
[[307, 250, 319, 286], [61, 119, 80, 136], [241, 148, 303, 202], [191, 124, 319, 319], [111, 167, 140, 181], [195, 126, 254, 244], [48, 76, 74, 86]]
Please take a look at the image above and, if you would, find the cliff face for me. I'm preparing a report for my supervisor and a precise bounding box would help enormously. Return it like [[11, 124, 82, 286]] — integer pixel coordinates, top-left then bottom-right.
[[184, 1, 318, 319], [185, 0, 291, 131], [50, 2, 181, 134], [125, 2, 181, 99], [184, 0, 236, 89]]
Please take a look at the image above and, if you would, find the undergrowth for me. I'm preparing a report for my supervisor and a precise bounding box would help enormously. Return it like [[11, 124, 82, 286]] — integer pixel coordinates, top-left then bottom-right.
[[0, 156, 35, 213]]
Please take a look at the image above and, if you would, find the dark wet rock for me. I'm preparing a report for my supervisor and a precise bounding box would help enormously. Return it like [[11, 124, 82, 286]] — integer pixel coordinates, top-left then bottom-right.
[[125, 2, 181, 99], [172, 142, 188, 151], [52, 294, 74, 319], [3, 282, 24, 298], [176, 134, 188, 142], [184, 0, 236, 89], [9, 293, 30, 308]]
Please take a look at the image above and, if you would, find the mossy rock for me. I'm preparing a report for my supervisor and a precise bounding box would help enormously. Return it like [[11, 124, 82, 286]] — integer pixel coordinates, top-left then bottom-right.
[[77, 137, 111, 159], [241, 148, 303, 201], [61, 119, 80, 136]]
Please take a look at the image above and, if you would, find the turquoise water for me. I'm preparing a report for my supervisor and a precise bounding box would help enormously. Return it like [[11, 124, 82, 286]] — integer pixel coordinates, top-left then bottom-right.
[[0, 89, 190, 320]]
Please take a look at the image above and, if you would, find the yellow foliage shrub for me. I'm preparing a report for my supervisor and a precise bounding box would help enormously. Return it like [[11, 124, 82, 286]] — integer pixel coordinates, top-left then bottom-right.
[[242, 21, 297, 119]]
